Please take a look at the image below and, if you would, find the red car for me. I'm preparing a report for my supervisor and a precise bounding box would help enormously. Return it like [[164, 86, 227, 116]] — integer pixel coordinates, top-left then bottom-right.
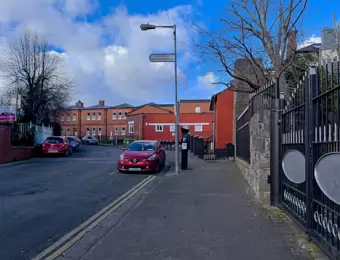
[[42, 136, 73, 157], [117, 140, 166, 173]]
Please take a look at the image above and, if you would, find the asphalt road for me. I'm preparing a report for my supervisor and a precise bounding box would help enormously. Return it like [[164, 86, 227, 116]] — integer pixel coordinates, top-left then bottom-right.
[[0, 145, 152, 260]]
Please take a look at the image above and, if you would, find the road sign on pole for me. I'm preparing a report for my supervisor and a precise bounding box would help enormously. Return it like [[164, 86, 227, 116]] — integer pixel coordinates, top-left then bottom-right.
[[149, 53, 175, 62]]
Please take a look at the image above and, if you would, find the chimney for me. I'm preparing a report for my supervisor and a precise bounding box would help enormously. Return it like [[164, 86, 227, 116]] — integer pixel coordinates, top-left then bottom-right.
[[99, 100, 105, 106], [287, 30, 297, 61], [76, 100, 84, 108]]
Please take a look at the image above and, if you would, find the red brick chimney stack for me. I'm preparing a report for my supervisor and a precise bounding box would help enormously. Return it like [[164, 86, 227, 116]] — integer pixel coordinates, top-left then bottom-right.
[[75, 100, 84, 108], [287, 30, 298, 61]]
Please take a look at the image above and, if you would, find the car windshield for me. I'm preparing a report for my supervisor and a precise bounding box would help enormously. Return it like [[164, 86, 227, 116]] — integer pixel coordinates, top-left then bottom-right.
[[45, 137, 63, 144], [87, 136, 93, 139], [128, 142, 156, 151], [67, 137, 75, 142]]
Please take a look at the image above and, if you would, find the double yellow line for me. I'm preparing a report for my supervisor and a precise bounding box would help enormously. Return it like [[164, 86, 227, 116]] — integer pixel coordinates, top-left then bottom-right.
[[32, 175, 156, 260]]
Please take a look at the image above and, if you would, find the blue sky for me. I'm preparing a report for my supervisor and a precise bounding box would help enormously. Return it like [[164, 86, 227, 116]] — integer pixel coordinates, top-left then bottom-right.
[[0, 0, 339, 107]]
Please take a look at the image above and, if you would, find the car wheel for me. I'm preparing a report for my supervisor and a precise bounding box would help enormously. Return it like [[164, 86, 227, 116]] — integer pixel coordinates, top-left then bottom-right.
[[65, 150, 69, 157]]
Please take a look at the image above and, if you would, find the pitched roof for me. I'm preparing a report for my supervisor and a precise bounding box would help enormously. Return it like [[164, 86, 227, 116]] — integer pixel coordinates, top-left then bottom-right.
[[111, 103, 135, 108], [127, 103, 173, 115], [86, 104, 110, 109], [297, 43, 321, 53]]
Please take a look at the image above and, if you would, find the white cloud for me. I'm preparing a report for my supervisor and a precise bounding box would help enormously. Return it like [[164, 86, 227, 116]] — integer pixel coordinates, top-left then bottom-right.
[[197, 72, 219, 89], [298, 34, 321, 49], [0, 0, 196, 106]]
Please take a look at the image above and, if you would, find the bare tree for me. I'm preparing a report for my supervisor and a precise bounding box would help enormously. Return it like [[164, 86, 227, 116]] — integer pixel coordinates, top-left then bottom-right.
[[193, 0, 308, 93], [0, 31, 74, 124]]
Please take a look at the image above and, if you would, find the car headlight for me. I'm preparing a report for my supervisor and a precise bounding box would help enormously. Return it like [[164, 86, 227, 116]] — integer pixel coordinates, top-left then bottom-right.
[[120, 153, 124, 161], [147, 154, 157, 161]]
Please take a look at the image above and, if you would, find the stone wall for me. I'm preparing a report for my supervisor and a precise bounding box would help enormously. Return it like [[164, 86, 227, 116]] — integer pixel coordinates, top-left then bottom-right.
[[236, 110, 271, 201]]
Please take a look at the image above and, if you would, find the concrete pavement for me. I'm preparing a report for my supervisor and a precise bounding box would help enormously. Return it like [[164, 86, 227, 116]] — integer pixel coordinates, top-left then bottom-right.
[[57, 153, 311, 260], [0, 145, 166, 260]]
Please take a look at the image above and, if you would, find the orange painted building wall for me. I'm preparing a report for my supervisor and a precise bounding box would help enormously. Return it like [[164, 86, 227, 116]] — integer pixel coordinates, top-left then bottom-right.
[[143, 113, 214, 141], [179, 101, 211, 113], [215, 89, 235, 149]]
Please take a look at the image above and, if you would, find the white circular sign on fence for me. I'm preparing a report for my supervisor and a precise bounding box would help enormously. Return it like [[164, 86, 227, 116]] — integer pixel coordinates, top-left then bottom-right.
[[315, 152, 340, 205], [282, 150, 306, 184]]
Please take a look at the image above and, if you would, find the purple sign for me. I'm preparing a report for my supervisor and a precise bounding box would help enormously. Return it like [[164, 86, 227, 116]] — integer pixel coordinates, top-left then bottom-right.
[[0, 114, 16, 121], [0, 106, 17, 122]]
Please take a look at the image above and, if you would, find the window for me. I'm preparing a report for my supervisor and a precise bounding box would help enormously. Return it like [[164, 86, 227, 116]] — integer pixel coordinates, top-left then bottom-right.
[[169, 125, 175, 132], [155, 125, 163, 132], [124, 112, 127, 119], [61, 128, 64, 135], [122, 127, 126, 136], [92, 112, 96, 120], [98, 112, 101, 120], [61, 114, 64, 121], [98, 128, 102, 135], [128, 142, 156, 151], [67, 113, 70, 121], [195, 107, 201, 113], [118, 112, 122, 120], [72, 113, 76, 121], [115, 127, 118, 135], [195, 124, 203, 132], [86, 128, 90, 135], [112, 112, 116, 120], [87, 113, 90, 120], [66, 128, 70, 135], [92, 128, 96, 136], [129, 122, 134, 133]]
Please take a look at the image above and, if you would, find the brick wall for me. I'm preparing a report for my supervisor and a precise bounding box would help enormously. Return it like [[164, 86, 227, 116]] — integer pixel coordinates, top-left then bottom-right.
[[0, 124, 40, 164]]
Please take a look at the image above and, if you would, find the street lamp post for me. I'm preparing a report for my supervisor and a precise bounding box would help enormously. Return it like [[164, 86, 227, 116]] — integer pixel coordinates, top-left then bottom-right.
[[140, 23, 180, 174]]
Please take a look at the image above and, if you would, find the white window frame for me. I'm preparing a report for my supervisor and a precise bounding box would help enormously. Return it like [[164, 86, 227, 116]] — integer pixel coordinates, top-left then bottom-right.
[[129, 122, 134, 133], [169, 125, 175, 132], [195, 124, 203, 132], [155, 125, 164, 132], [92, 128, 96, 136], [66, 128, 70, 135], [61, 114, 64, 121], [115, 127, 118, 135], [98, 128, 102, 136], [195, 107, 201, 113], [118, 112, 122, 120], [124, 112, 127, 119], [72, 113, 76, 121], [86, 128, 90, 135], [122, 127, 126, 136], [98, 112, 101, 120], [112, 112, 116, 120], [92, 112, 96, 120], [67, 113, 70, 122], [87, 113, 90, 120]]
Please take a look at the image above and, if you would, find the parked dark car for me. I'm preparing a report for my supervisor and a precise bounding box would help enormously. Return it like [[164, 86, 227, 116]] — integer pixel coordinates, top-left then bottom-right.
[[65, 136, 81, 152], [42, 136, 72, 157], [82, 136, 98, 145], [117, 140, 166, 173]]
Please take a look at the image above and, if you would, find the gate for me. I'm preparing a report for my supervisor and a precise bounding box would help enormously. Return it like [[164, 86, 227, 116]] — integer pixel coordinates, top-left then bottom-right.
[[204, 136, 215, 160], [279, 61, 340, 258]]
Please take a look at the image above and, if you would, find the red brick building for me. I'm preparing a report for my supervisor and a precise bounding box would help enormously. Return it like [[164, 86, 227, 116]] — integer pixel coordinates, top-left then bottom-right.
[[209, 88, 235, 155], [58, 99, 214, 141]]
